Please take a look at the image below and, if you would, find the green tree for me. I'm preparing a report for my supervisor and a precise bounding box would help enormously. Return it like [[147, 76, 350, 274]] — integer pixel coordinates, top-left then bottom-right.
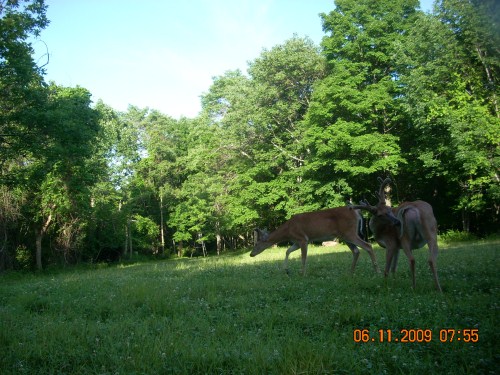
[[247, 36, 326, 217], [24, 85, 102, 269], [82, 101, 132, 262], [397, 0, 499, 231], [0, 0, 49, 165], [302, 0, 414, 207], [197, 37, 326, 247], [121, 109, 194, 256], [200, 71, 259, 250]]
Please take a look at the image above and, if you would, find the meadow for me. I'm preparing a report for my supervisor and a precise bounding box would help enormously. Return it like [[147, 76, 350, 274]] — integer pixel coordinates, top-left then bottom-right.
[[0, 238, 498, 374]]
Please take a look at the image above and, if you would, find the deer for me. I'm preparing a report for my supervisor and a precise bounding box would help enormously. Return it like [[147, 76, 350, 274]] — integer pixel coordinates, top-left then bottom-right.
[[250, 206, 380, 275], [351, 178, 442, 292]]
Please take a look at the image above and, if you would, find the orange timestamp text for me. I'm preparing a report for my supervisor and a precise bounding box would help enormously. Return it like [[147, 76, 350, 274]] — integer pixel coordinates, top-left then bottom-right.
[[353, 328, 479, 343]]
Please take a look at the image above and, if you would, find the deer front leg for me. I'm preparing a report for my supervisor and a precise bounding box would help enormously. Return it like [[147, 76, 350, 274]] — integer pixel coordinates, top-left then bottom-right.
[[283, 242, 300, 274], [384, 247, 396, 278], [390, 248, 400, 274]]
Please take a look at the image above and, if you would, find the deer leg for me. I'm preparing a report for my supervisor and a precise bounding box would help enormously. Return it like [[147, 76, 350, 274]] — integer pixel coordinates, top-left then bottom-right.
[[427, 241, 442, 293], [419, 213, 442, 292], [283, 242, 300, 274], [401, 245, 416, 290], [384, 247, 395, 278], [346, 243, 360, 273], [390, 248, 400, 274], [300, 242, 309, 276], [349, 238, 380, 273]]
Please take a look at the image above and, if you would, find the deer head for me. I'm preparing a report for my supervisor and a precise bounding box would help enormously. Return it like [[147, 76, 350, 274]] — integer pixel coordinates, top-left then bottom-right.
[[251, 228, 271, 257], [254, 228, 269, 242], [352, 178, 400, 226]]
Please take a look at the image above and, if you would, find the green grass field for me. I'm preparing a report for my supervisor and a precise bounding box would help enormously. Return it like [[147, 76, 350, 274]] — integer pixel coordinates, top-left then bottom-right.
[[1, 238, 498, 374]]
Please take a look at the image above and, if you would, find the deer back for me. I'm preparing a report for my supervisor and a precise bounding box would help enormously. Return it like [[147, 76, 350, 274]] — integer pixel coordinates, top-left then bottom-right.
[[395, 201, 435, 249]]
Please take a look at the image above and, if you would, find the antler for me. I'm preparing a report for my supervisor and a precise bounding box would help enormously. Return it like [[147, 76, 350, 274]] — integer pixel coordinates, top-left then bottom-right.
[[350, 199, 376, 212], [377, 177, 392, 204]]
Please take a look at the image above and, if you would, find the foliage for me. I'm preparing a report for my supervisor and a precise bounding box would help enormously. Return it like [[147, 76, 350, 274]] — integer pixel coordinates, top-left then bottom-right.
[[14, 245, 32, 270], [131, 214, 160, 253], [397, 0, 500, 232], [302, 0, 417, 200], [439, 230, 478, 244], [0, 0, 49, 164], [0, 240, 498, 373], [0, 0, 499, 269]]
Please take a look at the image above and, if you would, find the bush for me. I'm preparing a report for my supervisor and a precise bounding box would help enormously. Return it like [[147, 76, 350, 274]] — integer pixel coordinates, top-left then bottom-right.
[[439, 230, 477, 243], [14, 245, 33, 270]]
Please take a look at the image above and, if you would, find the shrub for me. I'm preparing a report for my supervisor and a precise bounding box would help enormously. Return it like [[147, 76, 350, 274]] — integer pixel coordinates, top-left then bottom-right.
[[439, 230, 477, 243]]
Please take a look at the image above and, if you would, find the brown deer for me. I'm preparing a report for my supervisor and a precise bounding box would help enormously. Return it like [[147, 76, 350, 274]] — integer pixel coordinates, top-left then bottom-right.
[[351, 178, 442, 292], [250, 206, 380, 275]]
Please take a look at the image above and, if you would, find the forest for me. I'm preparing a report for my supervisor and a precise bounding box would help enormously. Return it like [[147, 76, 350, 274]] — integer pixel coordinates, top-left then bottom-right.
[[0, 0, 498, 270]]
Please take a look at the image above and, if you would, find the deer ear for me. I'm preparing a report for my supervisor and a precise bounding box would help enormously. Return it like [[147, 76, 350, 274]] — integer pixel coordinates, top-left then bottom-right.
[[260, 229, 270, 241], [254, 228, 267, 241]]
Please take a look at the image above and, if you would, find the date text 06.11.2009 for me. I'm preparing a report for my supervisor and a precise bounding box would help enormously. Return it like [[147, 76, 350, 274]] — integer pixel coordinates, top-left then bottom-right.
[[353, 329, 479, 343]]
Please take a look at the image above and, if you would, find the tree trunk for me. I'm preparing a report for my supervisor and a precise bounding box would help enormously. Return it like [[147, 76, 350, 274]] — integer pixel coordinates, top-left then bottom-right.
[[35, 212, 53, 270], [216, 234, 222, 256], [159, 193, 165, 255], [462, 209, 470, 233], [177, 241, 183, 257], [476, 46, 499, 118], [35, 229, 43, 270], [124, 223, 128, 256], [0, 225, 7, 271], [127, 219, 133, 258]]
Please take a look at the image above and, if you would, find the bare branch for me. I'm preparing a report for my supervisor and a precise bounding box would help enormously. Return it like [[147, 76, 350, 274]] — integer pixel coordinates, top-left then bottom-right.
[[270, 141, 304, 163]]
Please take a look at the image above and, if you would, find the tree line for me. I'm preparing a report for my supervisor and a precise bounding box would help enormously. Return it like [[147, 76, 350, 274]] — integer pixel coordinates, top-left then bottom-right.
[[1, 0, 498, 270]]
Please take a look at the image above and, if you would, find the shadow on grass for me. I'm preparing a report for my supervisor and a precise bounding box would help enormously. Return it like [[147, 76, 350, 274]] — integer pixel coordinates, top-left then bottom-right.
[[1, 238, 498, 296], [0, 240, 498, 374]]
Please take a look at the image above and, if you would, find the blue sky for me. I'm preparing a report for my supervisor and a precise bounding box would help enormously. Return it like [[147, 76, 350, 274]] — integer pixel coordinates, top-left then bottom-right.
[[33, 0, 434, 119]]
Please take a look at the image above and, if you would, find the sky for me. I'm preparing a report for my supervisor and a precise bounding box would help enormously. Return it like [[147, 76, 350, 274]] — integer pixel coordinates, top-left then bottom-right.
[[33, 0, 434, 119]]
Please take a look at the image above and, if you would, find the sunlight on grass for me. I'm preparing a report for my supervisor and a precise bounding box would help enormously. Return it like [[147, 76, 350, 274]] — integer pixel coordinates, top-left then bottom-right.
[[0, 240, 498, 374]]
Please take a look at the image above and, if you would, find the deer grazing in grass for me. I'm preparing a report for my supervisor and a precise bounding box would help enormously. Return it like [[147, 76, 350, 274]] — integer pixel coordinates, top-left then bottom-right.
[[351, 178, 442, 292], [250, 206, 380, 275]]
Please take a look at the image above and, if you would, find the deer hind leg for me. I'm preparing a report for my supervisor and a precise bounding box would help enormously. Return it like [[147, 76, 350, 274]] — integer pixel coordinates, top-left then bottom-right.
[[362, 241, 380, 273], [349, 238, 380, 273], [346, 243, 360, 273], [283, 242, 300, 274], [300, 242, 309, 276], [427, 240, 442, 292], [420, 216, 442, 292], [401, 245, 416, 290]]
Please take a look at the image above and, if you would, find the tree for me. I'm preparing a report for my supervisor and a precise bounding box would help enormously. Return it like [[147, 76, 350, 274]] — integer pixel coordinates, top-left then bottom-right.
[[24, 84, 102, 269], [247, 36, 326, 217], [302, 0, 414, 207], [0, 0, 49, 165], [198, 37, 327, 244], [397, 0, 500, 232]]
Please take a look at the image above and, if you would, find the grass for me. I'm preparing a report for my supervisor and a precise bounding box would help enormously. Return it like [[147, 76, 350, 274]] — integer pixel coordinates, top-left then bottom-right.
[[0, 238, 498, 374]]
